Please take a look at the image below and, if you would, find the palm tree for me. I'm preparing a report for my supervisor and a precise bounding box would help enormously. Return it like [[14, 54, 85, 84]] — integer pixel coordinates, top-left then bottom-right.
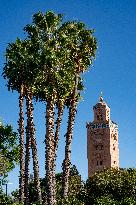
[[3, 40, 26, 203], [25, 88, 42, 205], [3, 39, 42, 205], [60, 22, 97, 199], [24, 11, 65, 205], [24, 11, 79, 205], [18, 83, 25, 203]]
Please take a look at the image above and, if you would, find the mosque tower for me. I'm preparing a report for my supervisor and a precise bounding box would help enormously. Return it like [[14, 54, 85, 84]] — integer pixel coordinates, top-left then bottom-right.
[[87, 94, 119, 176]]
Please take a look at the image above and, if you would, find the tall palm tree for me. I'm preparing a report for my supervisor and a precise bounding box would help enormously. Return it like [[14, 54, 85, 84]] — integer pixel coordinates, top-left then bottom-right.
[[3, 40, 26, 203], [25, 11, 78, 205], [24, 11, 66, 205], [25, 88, 42, 205], [18, 83, 25, 202], [3, 39, 42, 205], [60, 22, 97, 199]]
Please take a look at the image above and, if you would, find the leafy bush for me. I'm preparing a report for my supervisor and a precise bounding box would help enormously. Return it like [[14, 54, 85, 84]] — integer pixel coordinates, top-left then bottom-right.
[[94, 196, 119, 205], [85, 168, 136, 205]]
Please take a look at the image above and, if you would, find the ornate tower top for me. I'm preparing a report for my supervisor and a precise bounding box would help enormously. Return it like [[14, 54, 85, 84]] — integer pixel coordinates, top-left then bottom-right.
[[93, 94, 110, 123]]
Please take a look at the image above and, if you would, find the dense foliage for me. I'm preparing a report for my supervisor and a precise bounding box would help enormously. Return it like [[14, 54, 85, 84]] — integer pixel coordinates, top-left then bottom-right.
[[0, 124, 19, 178], [0, 123, 19, 205], [0, 190, 22, 205], [24, 165, 84, 205], [85, 168, 136, 205], [3, 167, 135, 205]]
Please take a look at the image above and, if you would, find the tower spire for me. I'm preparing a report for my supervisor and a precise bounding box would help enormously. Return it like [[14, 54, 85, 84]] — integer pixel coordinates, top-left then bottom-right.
[[99, 91, 103, 102]]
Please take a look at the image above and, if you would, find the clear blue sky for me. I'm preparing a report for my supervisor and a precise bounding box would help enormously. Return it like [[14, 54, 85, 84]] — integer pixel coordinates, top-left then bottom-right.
[[0, 0, 136, 194]]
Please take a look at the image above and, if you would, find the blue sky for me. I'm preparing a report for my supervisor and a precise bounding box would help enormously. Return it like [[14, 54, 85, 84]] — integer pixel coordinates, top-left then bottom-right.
[[0, 0, 136, 194]]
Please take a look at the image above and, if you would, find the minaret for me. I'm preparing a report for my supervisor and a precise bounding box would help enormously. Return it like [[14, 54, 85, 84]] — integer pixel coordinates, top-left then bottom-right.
[[87, 94, 119, 176]]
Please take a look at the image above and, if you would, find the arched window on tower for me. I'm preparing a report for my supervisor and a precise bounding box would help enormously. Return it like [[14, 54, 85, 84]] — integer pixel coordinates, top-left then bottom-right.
[[113, 133, 117, 141], [100, 160, 103, 165]]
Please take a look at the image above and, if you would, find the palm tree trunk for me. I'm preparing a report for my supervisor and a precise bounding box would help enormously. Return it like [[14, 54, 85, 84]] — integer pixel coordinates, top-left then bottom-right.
[[24, 92, 31, 205], [54, 103, 64, 157], [62, 74, 78, 199], [52, 103, 64, 200], [18, 84, 25, 204], [45, 99, 56, 205], [26, 90, 42, 204], [24, 123, 31, 205]]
